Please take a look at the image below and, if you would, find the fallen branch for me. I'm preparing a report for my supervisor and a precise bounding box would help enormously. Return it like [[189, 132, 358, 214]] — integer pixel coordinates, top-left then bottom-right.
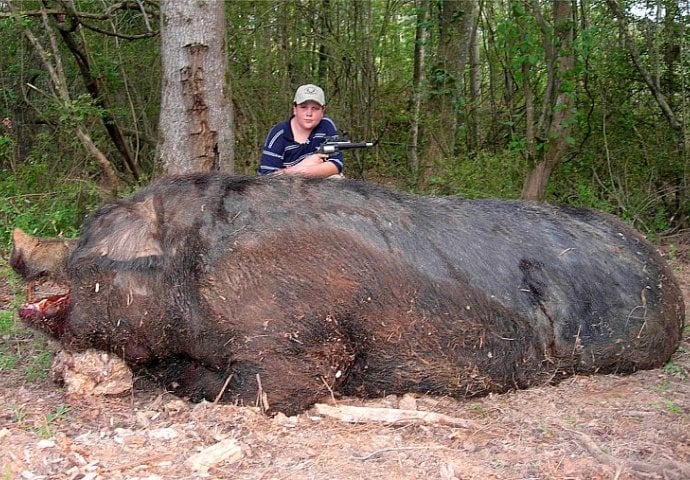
[[213, 373, 233, 404], [313, 403, 470, 428]]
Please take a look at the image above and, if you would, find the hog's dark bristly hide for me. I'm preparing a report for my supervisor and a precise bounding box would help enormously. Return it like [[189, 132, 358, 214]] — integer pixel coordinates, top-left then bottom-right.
[[11, 174, 685, 416]]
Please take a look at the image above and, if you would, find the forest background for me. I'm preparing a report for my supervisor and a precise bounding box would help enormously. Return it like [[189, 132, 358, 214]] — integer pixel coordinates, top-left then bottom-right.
[[0, 0, 688, 246]]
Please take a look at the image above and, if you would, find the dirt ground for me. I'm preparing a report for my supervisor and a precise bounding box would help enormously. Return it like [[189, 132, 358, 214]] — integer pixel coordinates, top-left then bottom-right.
[[1, 245, 689, 480]]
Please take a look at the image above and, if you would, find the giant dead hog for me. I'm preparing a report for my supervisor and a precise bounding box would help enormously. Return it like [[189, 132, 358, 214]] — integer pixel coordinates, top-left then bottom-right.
[[10, 174, 685, 415]]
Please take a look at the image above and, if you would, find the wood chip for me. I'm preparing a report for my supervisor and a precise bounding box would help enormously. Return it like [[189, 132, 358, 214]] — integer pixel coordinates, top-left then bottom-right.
[[186, 438, 243, 472]]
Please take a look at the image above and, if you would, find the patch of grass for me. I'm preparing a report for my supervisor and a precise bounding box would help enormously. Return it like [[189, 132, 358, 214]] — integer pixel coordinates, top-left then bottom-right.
[[0, 350, 19, 371], [666, 244, 678, 262], [25, 350, 54, 381], [0, 309, 21, 373], [35, 405, 71, 438], [2, 252, 27, 294], [658, 379, 672, 392], [0, 310, 15, 334], [652, 398, 685, 416], [662, 360, 688, 380], [0, 326, 55, 380], [538, 419, 552, 434], [5, 403, 71, 438], [0, 300, 55, 382], [4, 403, 26, 423], [467, 402, 487, 415], [564, 416, 578, 426], [660, 398, 684, 416]]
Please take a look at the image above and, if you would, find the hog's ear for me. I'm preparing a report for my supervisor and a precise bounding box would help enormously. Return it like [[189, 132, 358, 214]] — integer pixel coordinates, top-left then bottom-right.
[[10, 228, 76, 280], [10, 228, 39, 277], [12, 228, 39, 251], [76, 196, 164, 262]]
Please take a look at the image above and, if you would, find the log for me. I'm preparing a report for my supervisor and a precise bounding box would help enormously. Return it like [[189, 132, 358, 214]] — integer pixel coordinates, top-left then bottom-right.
[[313, 403, 470, 428]]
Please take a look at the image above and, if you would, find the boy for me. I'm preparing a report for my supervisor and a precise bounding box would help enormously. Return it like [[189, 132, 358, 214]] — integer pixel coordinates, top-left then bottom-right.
[[259, 84, 343, 177]]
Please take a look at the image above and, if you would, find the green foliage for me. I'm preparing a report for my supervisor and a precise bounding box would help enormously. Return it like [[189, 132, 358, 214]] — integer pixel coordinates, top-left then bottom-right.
[[0, 162, 101, 246], [6, 401, 72, 438], [0, 135, 14, 164], [425, 150, 526, 198], [0, 318, 54, 383], [467, 402, 488, 415], [4, 403, 26, 423], [666, 244, 677, 262], [0, 0, 686, 234], [52, 94, 106, 129], [0, 310, 15, 335], [0, 257, 55, 384], [0, 348, 19, 372]]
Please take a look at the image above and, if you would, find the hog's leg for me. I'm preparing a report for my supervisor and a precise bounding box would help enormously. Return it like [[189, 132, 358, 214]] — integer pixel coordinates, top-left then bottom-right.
[[146, 314, 358, 416], [224, 316, 358, 415]]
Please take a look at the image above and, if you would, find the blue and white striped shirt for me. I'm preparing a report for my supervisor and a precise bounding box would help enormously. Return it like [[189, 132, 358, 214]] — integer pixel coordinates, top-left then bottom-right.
[[258, 116, 343, 175]]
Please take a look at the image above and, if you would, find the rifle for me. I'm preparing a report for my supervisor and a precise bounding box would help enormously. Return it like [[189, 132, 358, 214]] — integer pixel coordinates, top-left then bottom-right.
[[317, 135, 375, 157]]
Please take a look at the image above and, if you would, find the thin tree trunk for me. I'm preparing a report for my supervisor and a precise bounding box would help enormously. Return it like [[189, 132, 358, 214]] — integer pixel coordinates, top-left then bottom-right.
[[76, 127, 121, 189], [410, 0, 429, 180], [605, 0, 682, 132], [55, 19, 140, 180], [455, 0, 479, 153], [419, 0, 475, 186], [317, 0, 331, 83], [482, 2, 501, 151], [532, 1, 556, 137], [516, 6, 536, 162], [522, 0, 576, 201], [467, 0, 482, 152]]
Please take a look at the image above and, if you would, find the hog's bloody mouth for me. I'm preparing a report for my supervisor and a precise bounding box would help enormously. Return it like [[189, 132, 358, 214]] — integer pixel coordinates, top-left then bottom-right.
[[18, 285, 71, 339]]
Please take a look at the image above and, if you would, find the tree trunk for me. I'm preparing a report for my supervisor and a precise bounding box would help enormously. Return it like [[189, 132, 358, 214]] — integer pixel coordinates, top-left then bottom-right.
[[467, 0, 482, 152], [521, 0, 575, 201], [409, 0, 429, 180], [419, 0, 475, 186], [158, 0, 234, 174], [482, 2, 502, 151], [56, 21, 140, 181], [456, 1, 479, 153], [517, 7, 536, 162], [317, 0, 331, 83]]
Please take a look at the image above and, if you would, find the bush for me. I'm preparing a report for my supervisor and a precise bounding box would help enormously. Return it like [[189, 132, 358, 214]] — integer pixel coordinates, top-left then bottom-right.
[[425, 150, 526, 199], [0, 161, 101, 246]]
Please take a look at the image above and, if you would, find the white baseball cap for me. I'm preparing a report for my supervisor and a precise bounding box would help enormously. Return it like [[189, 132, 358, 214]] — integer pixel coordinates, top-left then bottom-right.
[[293, 84, 325, 106]]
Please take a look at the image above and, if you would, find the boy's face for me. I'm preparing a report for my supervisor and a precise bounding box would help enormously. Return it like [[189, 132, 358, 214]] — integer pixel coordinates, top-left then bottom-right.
[[293, 101, 324, 131]]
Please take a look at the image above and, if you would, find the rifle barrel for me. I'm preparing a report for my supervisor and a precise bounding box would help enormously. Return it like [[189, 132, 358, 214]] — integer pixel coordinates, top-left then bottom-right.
[[319, 141, 374, 153], [329, 142, 374, 149]]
